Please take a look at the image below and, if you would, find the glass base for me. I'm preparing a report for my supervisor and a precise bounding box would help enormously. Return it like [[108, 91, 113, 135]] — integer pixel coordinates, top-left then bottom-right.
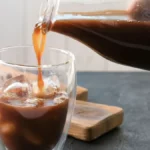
[[0, 137, 66, 150]]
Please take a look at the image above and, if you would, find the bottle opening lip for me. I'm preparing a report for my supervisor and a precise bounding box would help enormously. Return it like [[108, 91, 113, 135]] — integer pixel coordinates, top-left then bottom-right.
[[38, 0, 60, 33]]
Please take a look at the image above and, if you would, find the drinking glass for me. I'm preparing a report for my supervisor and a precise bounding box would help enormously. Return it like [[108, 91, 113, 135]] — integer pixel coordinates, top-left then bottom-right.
[[0, 46, 76, 150]]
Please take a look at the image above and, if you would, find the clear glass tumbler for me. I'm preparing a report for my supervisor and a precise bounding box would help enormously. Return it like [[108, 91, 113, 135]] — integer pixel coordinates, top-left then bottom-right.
[[0, 46, 76, 150]]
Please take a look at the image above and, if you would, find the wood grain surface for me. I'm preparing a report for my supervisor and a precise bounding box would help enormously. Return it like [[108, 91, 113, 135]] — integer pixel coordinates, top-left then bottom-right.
[[69, 100, 124, 141]]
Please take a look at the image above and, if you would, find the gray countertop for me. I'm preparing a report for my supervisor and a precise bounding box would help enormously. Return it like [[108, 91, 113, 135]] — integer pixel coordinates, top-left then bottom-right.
[[64, 72, 150, 150]]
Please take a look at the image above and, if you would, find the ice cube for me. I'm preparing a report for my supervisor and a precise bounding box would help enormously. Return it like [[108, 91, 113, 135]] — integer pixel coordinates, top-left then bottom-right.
[[53, 91, 69, 104], [32, 75, 60, 98], [44, 75, 60, 94], [2, 75, 32, 99], [24, 98, 44, 107]]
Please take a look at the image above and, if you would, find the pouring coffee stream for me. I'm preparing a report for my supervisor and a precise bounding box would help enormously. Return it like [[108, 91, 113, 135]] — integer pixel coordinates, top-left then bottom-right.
[[34, 0, 150, 77], [32, 0, 60, 92]]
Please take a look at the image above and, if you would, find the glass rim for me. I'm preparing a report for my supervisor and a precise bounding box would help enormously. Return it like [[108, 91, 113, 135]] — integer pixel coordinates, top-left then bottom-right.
[[0, 46, 75, 69]]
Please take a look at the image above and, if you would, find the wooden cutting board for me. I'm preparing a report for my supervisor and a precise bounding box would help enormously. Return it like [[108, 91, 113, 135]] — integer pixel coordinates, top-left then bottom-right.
[[0, 65, 88, 101], [76, 86, 88, 101], [69, 100, 124, 141]]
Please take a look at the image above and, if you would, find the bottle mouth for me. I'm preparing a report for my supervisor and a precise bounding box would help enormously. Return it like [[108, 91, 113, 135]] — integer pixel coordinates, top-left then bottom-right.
[[37, 0, 60, 33]]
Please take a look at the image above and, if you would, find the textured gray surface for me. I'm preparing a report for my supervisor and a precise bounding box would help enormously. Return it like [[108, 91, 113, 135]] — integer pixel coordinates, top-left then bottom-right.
[[64, 72, 150, 150]]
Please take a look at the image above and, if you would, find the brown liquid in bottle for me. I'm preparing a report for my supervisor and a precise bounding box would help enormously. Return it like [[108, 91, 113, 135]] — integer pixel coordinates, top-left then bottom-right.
[[32, 25, 46, 92], [50, 11, 150, 71]]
